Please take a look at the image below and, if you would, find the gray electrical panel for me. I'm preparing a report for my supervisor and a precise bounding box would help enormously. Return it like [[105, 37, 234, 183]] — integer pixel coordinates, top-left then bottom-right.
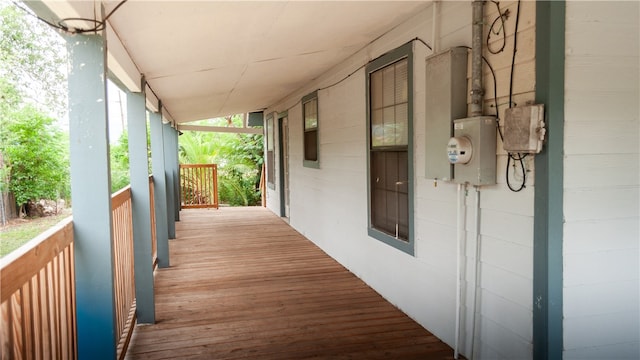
[[452, 117, 497, 186], [425, 47, 468, 181]]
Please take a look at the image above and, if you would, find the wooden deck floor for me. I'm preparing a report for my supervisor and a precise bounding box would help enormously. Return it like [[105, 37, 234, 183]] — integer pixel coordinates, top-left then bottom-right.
[[125, 207, 457, 360]]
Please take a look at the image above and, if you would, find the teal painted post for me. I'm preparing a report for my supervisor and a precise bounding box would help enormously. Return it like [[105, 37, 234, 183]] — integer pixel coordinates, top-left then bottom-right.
[[534, 1, 565, 359], [149, 111, 170, 268], [163, 123, 176, 238], [172, 129, 181, 221], [66, 34, 117, 359], [126, 86, 155, 323]]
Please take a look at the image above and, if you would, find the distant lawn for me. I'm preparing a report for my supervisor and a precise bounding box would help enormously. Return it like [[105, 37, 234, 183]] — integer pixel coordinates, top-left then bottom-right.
[[0, 209, 72, 257]]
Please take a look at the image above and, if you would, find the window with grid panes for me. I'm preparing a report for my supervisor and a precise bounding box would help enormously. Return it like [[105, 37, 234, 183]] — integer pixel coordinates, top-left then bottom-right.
[[302, 91, 319, 168], [366, 43, 413, 255], [266, 115, 275, 189]]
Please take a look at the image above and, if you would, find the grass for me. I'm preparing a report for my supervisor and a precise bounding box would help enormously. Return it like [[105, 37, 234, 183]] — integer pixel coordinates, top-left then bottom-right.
[[0, 209, 72, 257]]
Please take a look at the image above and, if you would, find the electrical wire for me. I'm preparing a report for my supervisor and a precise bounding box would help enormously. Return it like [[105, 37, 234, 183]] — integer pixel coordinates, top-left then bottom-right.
[[413, 37, 433, 51], [505, 0, 526, 192], [11, 0, 129, 34], [487, 1, 509, 55]]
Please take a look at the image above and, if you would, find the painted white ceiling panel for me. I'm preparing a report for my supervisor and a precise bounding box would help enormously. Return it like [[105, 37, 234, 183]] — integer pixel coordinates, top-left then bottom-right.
[[33, 0, 431, 122]]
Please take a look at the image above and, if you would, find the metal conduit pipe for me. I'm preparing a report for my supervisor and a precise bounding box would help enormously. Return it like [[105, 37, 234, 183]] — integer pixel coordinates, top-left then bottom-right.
[[470, 0, 485, 117]]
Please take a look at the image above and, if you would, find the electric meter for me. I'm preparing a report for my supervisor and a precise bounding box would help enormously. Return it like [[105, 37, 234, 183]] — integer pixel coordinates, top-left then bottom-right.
[[447, 136, 472, 164]]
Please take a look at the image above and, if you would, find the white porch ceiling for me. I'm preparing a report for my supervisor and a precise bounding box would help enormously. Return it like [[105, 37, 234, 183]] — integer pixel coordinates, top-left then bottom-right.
[[31, 0, 431, 123]]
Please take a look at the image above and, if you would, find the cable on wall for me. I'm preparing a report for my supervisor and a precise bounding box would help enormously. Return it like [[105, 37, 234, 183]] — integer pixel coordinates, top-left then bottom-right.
[[486, 1, 509, 55], [505, 0, 526, 192], [281, 37, 434, 114], [477, 1, 527, 192]]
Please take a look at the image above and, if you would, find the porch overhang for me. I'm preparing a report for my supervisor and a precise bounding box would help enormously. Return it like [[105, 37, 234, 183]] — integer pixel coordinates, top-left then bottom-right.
[[25, 0, 431, 124]]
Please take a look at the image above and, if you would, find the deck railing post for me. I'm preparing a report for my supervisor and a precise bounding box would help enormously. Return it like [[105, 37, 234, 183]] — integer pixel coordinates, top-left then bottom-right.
[[150, 110, 170, 268], [65, 33, 117, 359], [126, 80, 155, 323]]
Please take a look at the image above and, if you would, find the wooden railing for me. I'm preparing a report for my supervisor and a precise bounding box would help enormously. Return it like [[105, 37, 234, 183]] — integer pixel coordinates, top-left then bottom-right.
[[1, 177, 159, 359], [179, 164, 219, 209], [0, 217, 77, 359], [111, 187, 137, 360]]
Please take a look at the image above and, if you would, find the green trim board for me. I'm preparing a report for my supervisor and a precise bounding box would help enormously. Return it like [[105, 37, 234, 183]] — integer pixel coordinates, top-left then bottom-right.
[[533, 1, 565, 359], [365, 42, 415, 256], [302, 91, 320, 169]]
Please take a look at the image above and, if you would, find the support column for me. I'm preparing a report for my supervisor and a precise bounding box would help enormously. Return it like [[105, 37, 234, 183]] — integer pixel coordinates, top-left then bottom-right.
[[173, 128, 181, 221], [126, 82, 155, 323], [534, 1, 565, 359], [149, 111, 170, 268], [66, 34, 116, 359], [163, 122, 176, 239]]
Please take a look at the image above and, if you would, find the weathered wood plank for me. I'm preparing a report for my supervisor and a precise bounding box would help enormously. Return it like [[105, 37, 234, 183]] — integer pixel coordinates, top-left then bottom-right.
[[125, 208, 459, 359]]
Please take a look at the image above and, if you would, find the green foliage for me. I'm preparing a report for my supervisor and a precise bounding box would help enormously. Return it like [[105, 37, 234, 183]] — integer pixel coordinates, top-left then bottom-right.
[[110, 130, 130, 193], [0, 3, 67, 117], [179, 116, 264, 206], [0, 105, 69, 211]]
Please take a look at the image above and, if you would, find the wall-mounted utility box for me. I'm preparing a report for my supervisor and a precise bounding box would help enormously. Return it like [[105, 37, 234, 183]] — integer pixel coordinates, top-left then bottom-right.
[[452, 116, 497, 186], [503, 104, 545, 153], [425, 47, 468, 181]]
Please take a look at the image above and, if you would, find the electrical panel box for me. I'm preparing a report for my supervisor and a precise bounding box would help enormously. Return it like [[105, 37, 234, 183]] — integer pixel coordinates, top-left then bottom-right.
[[503, 104, 545, 153], [425, 47, 468, 181], [451, 117, 497, 186]]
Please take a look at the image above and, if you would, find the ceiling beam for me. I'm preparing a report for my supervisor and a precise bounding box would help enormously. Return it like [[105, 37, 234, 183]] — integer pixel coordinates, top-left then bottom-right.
[[178, 125, 262, 135]]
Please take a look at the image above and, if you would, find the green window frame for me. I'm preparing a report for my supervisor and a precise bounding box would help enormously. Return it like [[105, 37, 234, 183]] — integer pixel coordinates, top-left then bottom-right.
[[302, 91, 319, 168], [365, 42, 414, 255]]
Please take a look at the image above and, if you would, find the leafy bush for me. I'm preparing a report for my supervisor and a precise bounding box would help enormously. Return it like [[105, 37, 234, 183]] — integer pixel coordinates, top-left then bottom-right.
[[0, 104, 69, 215]]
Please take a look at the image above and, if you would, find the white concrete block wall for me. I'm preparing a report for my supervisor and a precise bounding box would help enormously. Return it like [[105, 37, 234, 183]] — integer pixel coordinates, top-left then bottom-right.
[[266, 2, 536, 359], [563, 2, 640, 359]]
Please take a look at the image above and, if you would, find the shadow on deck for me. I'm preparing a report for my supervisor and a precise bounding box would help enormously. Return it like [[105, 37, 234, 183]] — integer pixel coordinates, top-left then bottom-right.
[[125, 207, 457, 359]]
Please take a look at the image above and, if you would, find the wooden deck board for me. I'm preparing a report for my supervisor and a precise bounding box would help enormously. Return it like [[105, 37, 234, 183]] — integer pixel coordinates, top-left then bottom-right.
[[125, 207, 458, 360]]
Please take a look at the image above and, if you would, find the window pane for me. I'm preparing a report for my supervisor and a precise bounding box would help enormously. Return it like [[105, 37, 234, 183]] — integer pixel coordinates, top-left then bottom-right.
[[395, 104, 408, 146], [267, 150, 275, 184], [304, 99, 317, 130], [382, 66, 395, 107], [304, 129, 318, 161], [395, 59, 408, 103], [383, 106, 395, 146], [371, 71, 383, 110], [370, 150, 408, 241], [371, 109, 384, 147], [267, 117, 274, 151]]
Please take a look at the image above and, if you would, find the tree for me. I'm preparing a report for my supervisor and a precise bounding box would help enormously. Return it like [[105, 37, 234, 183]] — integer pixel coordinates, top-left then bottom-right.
[[0, 2, 67, 118], [110, 130, 131, 193], [0, 2, 70, 220], [0, 104, 69, 216]]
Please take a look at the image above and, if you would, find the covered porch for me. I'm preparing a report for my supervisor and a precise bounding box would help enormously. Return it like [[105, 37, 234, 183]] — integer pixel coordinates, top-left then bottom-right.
[[125, 207, 456, 359]]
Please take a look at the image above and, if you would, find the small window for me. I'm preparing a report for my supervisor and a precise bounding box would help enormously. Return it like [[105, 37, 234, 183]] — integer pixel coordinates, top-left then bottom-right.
[[266, 115, 275, 189], [302, 91, 319, 168], [366, 42, 414, 255]]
